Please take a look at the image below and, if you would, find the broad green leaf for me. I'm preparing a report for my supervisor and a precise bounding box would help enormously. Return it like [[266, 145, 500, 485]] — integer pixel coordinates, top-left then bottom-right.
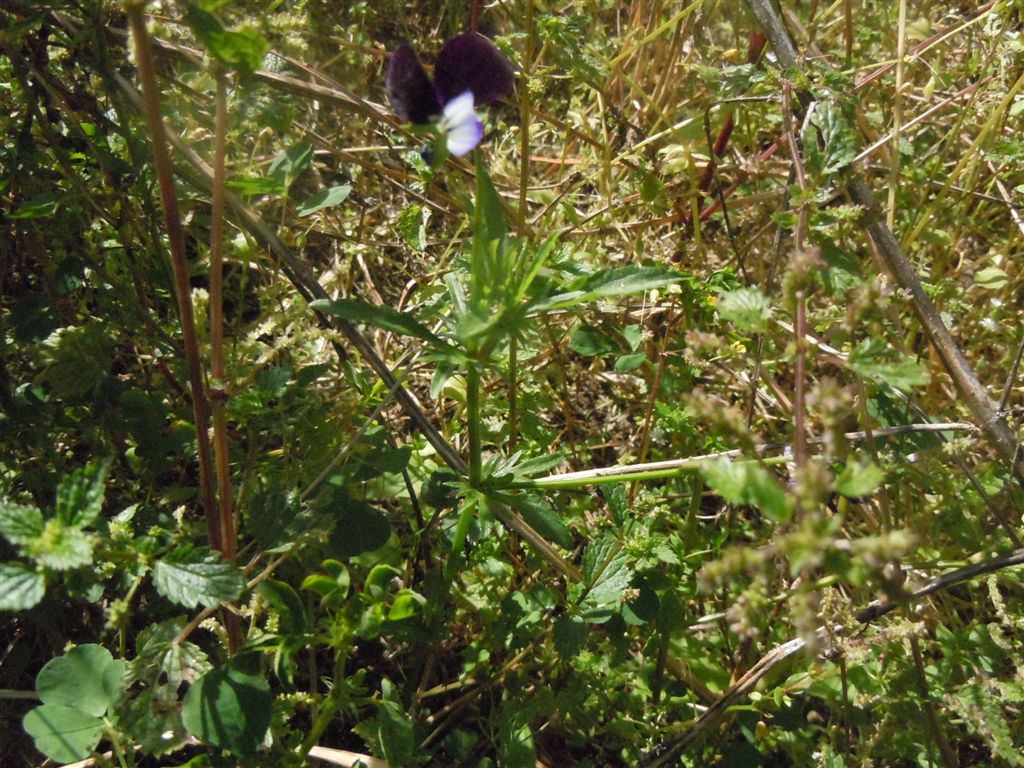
[[0, 561, 45, 611], [257, 579, 308, 635], [36, 644, 125, 717], [269, 140, 314, 185], [0, 501, 44, 546], [183, 2, 266, 72], [296, 184, 351, 217], [553, 614, 589, 657], [32, 521, 94, 570], [579, 535, 631, 623], [11, 192, 61, 219], [182, 666, 271, 756], [23, 704, 104, 763], [511, 494, 573, 550], [55, 458, 111, 527], [247, 489, 320, 552], [353, 680, 415, 767], [388, 589, 426, 621], [570, 325, 618, 356], [975, 266, 1008, 290], [310, 298, 443, 345], [115, 688, 187, 757], [11, 293, 58, 343], [327, 498, 392, 558], [836, 459, 886, 498], [700, 458, 794, 522], [848, 339, 929, 393], [716, 286, 773, 333], [396, 203, 430, 252], [153, 546, 245, 608], [302, 559, 351, 606], [135, 619, 211, 690], [614, 352, 646, 372], [804, 101, 856, 176]]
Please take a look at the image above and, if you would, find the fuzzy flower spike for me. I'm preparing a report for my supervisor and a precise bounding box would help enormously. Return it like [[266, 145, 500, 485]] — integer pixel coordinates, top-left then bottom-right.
[[386, 33, 514, 157]]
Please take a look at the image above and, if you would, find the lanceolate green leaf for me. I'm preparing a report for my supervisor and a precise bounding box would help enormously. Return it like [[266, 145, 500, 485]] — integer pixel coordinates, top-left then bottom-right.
[[297, 184, 351, 217], [534, 265, 680, 312], [310, 298, 445, 346]]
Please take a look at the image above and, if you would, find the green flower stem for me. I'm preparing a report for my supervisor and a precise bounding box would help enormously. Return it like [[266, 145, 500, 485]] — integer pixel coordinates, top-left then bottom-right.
[[297, 648, 349, 760], [466, 361, 482, 486], [532, 455, 790, 490]]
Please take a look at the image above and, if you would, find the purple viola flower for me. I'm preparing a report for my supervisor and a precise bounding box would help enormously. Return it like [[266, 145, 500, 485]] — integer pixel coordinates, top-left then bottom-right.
[[386, 33, 514, 157]]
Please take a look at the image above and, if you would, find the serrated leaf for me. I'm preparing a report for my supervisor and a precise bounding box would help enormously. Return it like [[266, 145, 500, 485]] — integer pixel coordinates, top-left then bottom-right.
[[579, 536, 631, 623], [553, 614, 589, 656], [246, 488, 322, 552], [296, 184, 351, 217], [23, 704, 104, 763], [836, 459, 885, 498], [310, 298, 443, 345], [114, 688, 188, 757], [354, 681, 415, 766], [0, 501, 44, 546], [153, 547, 244, 608], [716, 286, 773, 333], [55, 458, 111, 527], [0, 561, 45, 611], [32, 521, 94, 570], [396, 203, 430, 252], [701, 458, 794, 522], [134, 618, 211, 691], [182, 666, 271, 756], [36, 644, 125, 717], [183, 2, 266, 72], [326, 498, 391, 558], [849, 339, 929, 393], [804, 101, 856, 176]]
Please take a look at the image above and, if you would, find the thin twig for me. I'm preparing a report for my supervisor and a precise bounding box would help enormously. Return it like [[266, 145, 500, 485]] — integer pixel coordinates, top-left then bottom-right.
[[125, 2, 220, 551], [533, 422, 977, 488], [745, 0, 1024, 485], [643, 546, 1024, 765]]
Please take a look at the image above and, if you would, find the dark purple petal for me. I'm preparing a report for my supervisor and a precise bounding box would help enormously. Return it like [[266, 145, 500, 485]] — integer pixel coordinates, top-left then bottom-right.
[[386, 44, 441, 124], [433, 33, 514, 108]]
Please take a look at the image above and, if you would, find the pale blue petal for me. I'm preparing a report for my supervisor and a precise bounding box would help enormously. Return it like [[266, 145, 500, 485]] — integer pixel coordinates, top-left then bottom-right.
[[441, 91, 484, 156]]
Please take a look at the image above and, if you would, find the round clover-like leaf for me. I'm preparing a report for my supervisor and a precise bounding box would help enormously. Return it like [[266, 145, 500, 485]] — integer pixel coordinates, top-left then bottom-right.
[[36, 644, 125, 717], [23, 704, 104, 763]]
